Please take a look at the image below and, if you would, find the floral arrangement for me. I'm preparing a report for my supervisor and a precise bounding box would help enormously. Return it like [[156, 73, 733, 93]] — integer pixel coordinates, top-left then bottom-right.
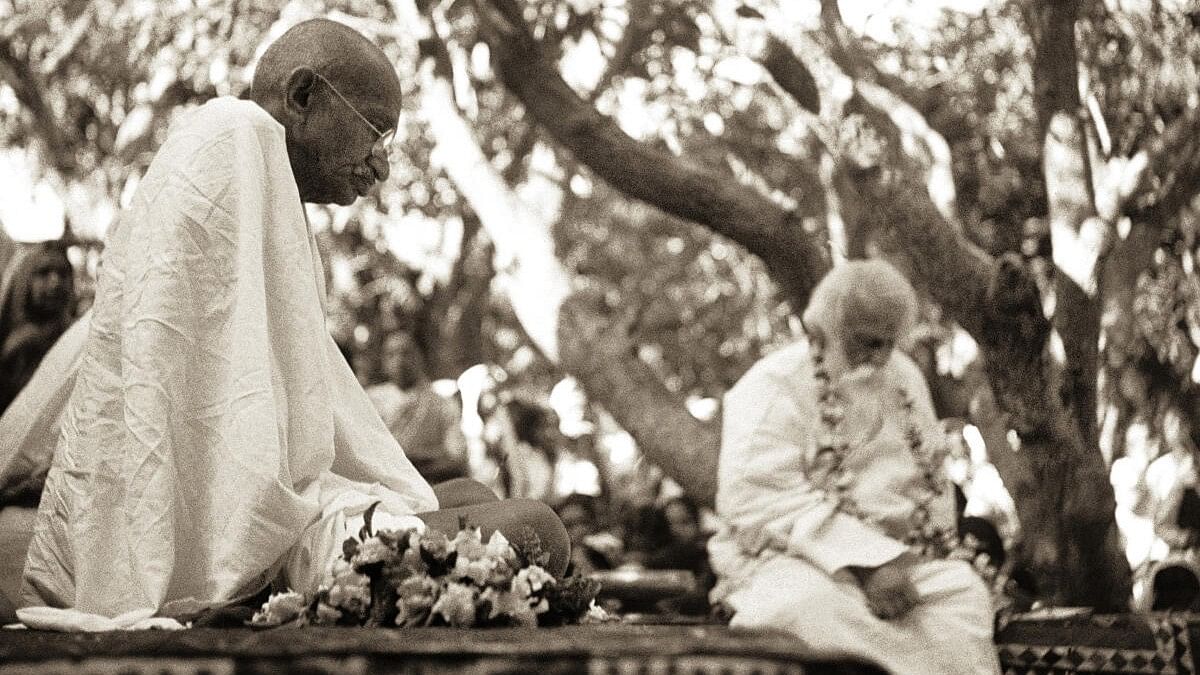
[[250, 505, 607, 628]]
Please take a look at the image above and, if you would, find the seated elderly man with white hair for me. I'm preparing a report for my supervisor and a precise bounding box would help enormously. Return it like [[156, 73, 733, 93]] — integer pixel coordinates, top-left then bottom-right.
[[707, 259, 1001, 675], [15, 18, 566, 627]]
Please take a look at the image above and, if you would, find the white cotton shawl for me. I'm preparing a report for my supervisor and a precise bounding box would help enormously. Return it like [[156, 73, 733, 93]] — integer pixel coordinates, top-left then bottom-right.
[[20, 97, 437, 617]]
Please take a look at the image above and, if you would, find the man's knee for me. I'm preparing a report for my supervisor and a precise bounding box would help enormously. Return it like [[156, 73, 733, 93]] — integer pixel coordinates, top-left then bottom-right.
[[433, 478, 499, 509]]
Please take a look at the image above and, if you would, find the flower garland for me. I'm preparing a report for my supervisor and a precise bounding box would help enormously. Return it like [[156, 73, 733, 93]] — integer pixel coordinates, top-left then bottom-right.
[[249, 504, 611, 629], [810, 346, 997, 572]]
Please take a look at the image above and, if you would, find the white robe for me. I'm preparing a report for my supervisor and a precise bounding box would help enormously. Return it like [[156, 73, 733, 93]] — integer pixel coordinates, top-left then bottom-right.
[[20, 98, 437, 618], [708, 341, 999, 675]]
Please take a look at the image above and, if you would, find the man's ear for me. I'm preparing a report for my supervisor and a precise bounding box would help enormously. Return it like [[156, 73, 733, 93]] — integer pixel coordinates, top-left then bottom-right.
[[283, 67, 318, 117]]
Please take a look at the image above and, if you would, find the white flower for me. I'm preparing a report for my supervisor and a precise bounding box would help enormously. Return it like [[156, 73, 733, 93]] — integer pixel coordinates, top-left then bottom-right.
[[455, 554, 499, 586], [313, 601, 342, 625], [512, 565, 555, 598], [432, 582, 479, 627], [452, 526, 486, 561], [327, 569, 371, 615], [420, 530, 452, 561], [250, 590, 307, 627], [484, 530, 517, 562], [395, 575, 441, 626], [354, 536, 394, 566], [480, 587, 536, 626], [581, 602, 613, 624]]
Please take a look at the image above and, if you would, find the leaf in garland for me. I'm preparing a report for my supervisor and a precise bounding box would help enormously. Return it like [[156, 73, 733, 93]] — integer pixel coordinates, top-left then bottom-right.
[[367, 574, 400, 627], [360, 500, 381, 541], [510, 526, 550, 569], [343, 537, 360, 562]]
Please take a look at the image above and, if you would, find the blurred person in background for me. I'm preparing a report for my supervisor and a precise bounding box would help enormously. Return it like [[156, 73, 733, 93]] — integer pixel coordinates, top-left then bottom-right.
[[644, 496, 713, 578], [367, 332, 469, 484], [0, 242, 75, 416], [644, 495, 715, 615], [505, 399, 559, 501], [555, 492, 620, 575], [1135, 404, 1200, 611]]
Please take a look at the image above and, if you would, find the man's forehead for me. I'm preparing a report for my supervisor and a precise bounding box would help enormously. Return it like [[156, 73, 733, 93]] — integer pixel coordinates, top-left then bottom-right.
[[842, 314, 898, 340], [338, 76, 402, 126]]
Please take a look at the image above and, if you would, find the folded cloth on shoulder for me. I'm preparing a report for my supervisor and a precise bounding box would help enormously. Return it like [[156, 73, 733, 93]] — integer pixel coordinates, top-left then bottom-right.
[[19, 97, 437, 620]]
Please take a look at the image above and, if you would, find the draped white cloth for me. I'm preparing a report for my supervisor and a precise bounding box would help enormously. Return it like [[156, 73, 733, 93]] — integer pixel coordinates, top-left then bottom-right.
[[20, 97, 437, 618], [707, 341, 1000, 675]]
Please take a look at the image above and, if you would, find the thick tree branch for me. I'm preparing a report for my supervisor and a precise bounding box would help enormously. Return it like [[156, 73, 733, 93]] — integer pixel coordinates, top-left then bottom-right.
[[0, 39, 75, 173], [1027, 0, 1105, 446], [1012, 0, 1130, 609], [817, 0, 957, 222], [471, 0, 830, 311], [557, 293, 719, 506], [38, 5, 92, 77]]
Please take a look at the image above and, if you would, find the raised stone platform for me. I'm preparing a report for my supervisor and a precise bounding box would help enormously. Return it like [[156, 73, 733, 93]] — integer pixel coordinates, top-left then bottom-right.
[[4, 612, 1198, 674], [995, 612, 1198, 674], [0, 625, 884, 674]]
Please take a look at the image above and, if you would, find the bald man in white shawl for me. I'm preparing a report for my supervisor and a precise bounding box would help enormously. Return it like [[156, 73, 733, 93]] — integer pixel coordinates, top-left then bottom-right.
[[708, 260, 1000, 675], [19, 19, 566, 624]]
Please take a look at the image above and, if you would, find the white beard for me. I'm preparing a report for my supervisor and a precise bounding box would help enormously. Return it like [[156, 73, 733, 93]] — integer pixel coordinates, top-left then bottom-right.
[[840, 363, 879, 384]]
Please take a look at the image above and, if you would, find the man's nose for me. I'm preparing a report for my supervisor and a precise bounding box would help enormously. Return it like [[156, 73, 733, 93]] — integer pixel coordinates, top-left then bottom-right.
[[367, 150, 390, 184]]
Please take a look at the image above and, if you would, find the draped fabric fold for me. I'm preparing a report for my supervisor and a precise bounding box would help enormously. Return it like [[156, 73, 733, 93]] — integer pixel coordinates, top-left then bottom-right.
[[20, 98, 436, 617]]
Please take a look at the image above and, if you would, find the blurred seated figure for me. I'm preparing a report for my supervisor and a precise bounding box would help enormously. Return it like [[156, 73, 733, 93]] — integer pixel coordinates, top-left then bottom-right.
[[0, 242, 75, 417], [504, 399, 559, 501], [367, 332, 469, 484], [1149, 557, 1200, 612], [1127, 405, 1200, 611], [621, 501, 673, 567], [643, 495, 715, 616], [644, 496, 713, 582], [1142, 406, 1200, 553], [556, 492, 619, 575], [708, 260, 999, 675]]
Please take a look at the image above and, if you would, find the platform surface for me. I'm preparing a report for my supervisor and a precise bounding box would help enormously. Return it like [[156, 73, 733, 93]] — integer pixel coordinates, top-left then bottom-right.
[[0, 624, 885, 674]]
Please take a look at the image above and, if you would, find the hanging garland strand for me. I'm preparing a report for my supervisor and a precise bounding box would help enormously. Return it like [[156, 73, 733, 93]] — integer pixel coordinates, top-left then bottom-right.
[[810, 345, 969, 561]]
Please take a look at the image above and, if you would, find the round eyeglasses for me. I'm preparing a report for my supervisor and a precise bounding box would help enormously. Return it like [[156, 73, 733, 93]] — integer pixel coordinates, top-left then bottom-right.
[[313, 71, 397, 161]]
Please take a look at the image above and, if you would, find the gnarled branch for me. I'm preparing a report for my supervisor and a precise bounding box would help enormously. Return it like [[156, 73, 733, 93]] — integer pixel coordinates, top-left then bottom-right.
[[471, 0, 830, 311]]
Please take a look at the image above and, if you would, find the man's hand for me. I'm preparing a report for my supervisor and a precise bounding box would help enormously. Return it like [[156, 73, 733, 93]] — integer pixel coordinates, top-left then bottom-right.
[[860, 557, 919, 620]]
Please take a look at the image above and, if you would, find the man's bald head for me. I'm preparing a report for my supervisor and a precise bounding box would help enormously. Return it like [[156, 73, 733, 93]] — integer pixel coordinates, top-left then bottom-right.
[[252, 19, 401, 109], [250, 18, 403, 204]]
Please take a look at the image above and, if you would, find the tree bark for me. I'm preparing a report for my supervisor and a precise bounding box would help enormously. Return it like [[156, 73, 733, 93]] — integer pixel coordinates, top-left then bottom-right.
[[557, 293, 720, 506], [0, 39, 76, 173], [471, 0, 831, 313]]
